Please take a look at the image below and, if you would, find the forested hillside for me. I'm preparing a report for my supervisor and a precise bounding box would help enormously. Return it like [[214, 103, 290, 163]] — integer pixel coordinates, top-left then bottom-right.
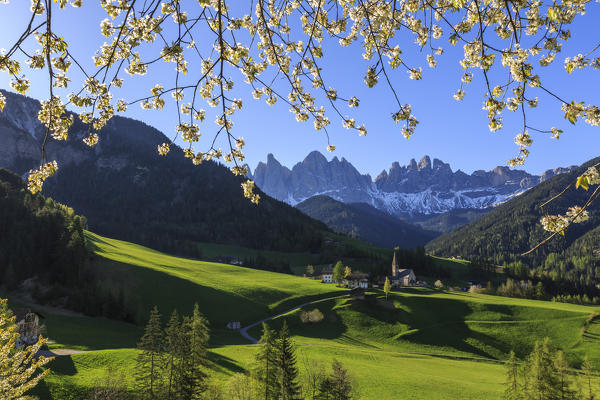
[[296, 195, 437, 248], [0, 168, 87, 289], [410, 208, 490, 234], [427, 157, 600, 288], [0, 90, 328, 256]]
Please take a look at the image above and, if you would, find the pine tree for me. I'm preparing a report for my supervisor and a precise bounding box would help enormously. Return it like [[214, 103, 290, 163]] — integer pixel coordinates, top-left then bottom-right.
[[175, 305, 210, 400], [163, 310, 181, 400], [275, 322, 301, 400], [554, 351, 575, 400], [579, 357, 596, 400], [317, 359, 352, 400], [174, 315, 193, 400], [253, 322, 278, 400], [189, 304, 210, 391], [504, 350, 520, 400], [525, 339, 562, 400], [135, 306, 164, 400]]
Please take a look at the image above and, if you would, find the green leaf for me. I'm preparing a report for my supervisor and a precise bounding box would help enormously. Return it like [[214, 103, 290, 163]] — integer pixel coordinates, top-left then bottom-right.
[[547, 7, 559, 22], [452, 0, 466, 9], [566, 63, 574, 74], [576, 176, 590, 191]]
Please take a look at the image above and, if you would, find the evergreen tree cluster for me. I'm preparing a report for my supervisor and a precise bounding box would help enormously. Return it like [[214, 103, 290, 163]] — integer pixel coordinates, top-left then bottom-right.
[[503, 260, 600, 303], [134, 304, 210, 400], [252, 322, 355, 400], [0, 168, 135, 321], [504, 339, 598, 400], [0, 168, 87, 291]]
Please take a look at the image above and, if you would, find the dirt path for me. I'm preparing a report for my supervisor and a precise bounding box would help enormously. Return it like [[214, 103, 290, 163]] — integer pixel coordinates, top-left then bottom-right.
[[239, 294, 348, 344], [37, 348, 89, 357]]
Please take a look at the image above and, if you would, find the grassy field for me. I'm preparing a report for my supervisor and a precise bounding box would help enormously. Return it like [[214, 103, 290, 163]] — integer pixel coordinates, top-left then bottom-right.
[[249, 288, 600, 368], [86, 231, 345, 329], [24, 233, 600, 399], [33, 344, 511, 400]]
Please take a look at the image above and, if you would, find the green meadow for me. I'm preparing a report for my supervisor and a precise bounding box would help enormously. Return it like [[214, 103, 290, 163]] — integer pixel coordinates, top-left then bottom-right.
[[25, 233, 600, 399], [86, 231, 345, 327], [35, 345, 511, 400], [251, 289, 600, 367]]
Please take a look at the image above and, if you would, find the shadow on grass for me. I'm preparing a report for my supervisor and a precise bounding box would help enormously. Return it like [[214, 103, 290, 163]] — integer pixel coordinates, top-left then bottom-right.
[[388, 294, 514, 359], [208, 351, 247, 375], [392, 288, 439, 296], [268, 292, 544, 359], [47, 355, 78, 376], [27, 357, 79, 400], [91, 257, 273, 328], [257, 298, 349, 342]]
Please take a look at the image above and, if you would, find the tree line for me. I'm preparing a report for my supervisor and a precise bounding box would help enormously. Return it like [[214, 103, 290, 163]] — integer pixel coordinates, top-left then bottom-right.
[[0, 168, 136, 322]]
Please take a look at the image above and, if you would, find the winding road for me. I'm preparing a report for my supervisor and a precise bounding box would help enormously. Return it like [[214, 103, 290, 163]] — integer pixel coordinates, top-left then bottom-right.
[[239, 294, 348, 344]]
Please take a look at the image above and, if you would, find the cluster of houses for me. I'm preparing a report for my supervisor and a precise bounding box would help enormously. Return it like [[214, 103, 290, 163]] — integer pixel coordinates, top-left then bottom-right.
[[318, 252, 422, 289]]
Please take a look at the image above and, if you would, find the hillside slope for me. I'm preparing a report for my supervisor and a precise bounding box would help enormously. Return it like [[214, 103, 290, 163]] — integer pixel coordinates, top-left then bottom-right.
[[296, 195, 437, 248], [84, 231, 344, 326], [0, 90, 327, 256], [426, 157, 600, 282], [410, 208, 490, 233]]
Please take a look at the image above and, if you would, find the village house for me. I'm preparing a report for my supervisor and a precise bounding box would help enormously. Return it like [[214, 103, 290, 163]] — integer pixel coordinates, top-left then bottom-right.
[[388, 252, 417, 287], [344, 271, 370, 289], [13, 309, 44, 347], [321, 265, 334, 283]]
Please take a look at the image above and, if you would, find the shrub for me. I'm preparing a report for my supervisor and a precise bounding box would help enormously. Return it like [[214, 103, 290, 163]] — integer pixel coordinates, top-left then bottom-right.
[[299, 308, 324, 324]]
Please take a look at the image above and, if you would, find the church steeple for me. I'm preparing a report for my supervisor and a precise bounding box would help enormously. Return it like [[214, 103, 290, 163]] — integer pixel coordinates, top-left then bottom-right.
[[392, 252, 398, 277]]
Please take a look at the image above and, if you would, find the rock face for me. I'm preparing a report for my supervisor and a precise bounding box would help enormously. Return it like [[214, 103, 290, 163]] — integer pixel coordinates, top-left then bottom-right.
[[254, 152, 574, 216], [254, 150, 375, 204], [0, 89, 162, 176]]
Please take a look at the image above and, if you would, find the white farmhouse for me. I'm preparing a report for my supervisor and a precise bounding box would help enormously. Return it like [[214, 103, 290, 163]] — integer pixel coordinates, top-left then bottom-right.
[[321, 265, 334, 283]]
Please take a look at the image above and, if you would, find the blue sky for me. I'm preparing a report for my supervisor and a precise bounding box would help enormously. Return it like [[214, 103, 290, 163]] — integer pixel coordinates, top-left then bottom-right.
[[1, 2, 598, 177]]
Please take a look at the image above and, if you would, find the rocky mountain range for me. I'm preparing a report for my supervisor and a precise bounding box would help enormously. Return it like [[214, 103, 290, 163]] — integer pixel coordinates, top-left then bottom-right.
[[254, 151, 574, 217]]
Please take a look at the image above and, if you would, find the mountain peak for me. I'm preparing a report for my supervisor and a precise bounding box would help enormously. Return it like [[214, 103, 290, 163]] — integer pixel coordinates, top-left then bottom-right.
[[304, 150, 327, 164], [432, 158, 452, 172], [266, 153, 282, 166], [418, 156, 432, 170]]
